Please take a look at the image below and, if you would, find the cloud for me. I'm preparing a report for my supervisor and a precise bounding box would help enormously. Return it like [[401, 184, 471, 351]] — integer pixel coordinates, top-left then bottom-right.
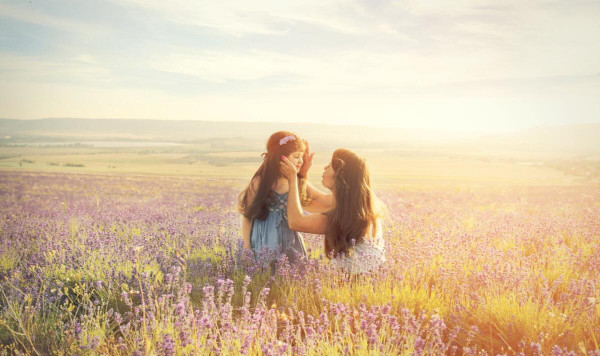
[[0, 2, 111, 36], [0, 0, 598, 129], [0, 54, 111, 85], [71, 55, 97, 65]]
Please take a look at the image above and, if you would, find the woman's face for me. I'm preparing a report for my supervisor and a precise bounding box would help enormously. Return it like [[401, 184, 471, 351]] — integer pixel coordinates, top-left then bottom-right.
[[322, 159, 336, 189], [286, 150, 304, 171]]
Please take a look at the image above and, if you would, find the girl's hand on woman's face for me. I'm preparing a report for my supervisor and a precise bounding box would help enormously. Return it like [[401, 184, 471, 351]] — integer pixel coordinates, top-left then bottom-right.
[[299, 139, 314, 178], [280, 156, 298, 181]]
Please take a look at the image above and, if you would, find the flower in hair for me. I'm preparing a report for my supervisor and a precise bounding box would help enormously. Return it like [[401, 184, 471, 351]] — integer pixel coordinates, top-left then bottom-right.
[[279, 135, 296, 145]]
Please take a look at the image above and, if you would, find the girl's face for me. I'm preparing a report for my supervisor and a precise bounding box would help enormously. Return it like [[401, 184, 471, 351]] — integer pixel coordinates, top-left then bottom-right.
[[286, 150, 304, 172], [322, 160, 336, 189]]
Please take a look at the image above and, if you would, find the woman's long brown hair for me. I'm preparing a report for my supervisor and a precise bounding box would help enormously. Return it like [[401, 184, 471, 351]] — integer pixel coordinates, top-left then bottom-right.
[[238, 131, 309, 221], [325, 148, 379, 258]]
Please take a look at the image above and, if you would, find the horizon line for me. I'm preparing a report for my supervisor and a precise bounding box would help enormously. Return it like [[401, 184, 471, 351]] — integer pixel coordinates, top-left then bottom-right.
[[2, 117, 600, 134]]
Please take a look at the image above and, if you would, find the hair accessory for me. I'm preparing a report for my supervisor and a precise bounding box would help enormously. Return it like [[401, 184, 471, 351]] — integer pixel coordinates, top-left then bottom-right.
[[279, 135, 296, 145]]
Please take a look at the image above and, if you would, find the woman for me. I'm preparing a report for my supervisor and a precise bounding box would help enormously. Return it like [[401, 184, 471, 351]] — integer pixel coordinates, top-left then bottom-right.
[[280, 148, 385, 274]]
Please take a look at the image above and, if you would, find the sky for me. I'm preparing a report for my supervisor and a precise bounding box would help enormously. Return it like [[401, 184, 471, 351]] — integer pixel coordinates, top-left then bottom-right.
[[0, 0, 598, 132]]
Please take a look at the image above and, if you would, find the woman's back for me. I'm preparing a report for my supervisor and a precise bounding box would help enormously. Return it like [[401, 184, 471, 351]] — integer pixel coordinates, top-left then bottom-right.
[[330, 219, 385, 274]]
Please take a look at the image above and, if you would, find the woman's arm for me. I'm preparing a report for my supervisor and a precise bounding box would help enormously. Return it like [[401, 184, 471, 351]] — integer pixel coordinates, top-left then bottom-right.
[[304, 182, 333, 213], [282, 157, 328, 234]]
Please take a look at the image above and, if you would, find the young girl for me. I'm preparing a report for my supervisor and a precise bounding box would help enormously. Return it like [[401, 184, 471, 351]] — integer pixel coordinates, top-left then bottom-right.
[[238, 131, 333, 263]]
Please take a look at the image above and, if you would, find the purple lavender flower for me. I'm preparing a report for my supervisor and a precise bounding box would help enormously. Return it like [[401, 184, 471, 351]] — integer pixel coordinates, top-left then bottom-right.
[[121, 291, 132, 307], [89, 336, 100, 350], [175, 301, 186, 316], [530, 342, 542, 356], [183, 282, 192, 294], [74, 321, 82, 340], [161, 334, 175, 356], [413, 336, 425, 356]]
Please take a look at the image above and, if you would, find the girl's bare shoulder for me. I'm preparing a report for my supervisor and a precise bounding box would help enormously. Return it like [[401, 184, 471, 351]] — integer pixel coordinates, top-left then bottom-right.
[[272, 178, 290, 195]]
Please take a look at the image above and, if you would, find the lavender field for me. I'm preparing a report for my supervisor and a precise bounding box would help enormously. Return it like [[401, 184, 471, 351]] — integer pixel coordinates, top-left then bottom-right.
[[0, 171, 599, 355]]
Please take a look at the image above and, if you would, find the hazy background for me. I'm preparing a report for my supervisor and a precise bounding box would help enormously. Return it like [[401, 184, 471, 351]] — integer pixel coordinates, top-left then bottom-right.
[[1, 1, 599, 186], [1, 118, 599, 187]]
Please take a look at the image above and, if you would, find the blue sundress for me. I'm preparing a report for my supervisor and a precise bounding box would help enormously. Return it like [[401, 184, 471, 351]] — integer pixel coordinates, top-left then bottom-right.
[[250, 191, 307, 263]]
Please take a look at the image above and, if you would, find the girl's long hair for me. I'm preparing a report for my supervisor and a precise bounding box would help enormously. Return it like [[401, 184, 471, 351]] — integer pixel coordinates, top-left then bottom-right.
[[325, 148, 380, 258], [238, 131, 309, 221]]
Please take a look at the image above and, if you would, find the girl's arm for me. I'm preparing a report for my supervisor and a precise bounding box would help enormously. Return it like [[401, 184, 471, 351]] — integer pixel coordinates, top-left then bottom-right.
[[298, 139, 314, 179], [240, 177, 259, 249], [297, 141, 332, 213], [281, 157, 328, 234], [304, 182, 333, 213], [241, 216, 251, 249]]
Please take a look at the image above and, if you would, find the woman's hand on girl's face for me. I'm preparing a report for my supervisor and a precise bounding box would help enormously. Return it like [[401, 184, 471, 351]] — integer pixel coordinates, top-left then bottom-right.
[[280, 156, 298, 180]]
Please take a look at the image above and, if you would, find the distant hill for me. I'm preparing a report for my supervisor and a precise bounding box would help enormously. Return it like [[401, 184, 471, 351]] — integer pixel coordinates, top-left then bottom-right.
[[0, 118, 473, 149], [1, 118, 599, 156]]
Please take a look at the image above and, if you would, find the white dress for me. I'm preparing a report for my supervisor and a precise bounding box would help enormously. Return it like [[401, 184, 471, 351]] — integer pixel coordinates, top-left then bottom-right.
[[330, 220, 385, 274]]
